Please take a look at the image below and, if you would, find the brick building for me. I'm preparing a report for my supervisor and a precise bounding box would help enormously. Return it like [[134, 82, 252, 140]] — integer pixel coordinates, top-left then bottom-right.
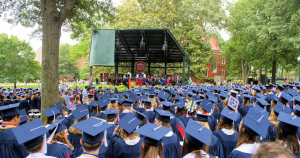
[[205, 37, 227, 79]]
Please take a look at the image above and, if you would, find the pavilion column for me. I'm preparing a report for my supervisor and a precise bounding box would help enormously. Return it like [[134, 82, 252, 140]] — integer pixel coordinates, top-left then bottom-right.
[[115, 61, 118, 77], [148, 61, 151, 74], [131, 61, 134, 76]]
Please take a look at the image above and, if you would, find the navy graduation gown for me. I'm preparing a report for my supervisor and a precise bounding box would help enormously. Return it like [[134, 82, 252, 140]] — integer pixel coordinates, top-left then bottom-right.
[[234, 112, 242, 132], [208, 115, 216, 131], [94, 112, 107, 119], [79, 140, 113, 158], [142, 110, 156, 123], [228, 143, 260, 158], [213, 129, 239, 158], [68, 133, 82, 157], [31, 97, 38, 109], [0, 125, 28, 158], [295, 152, 300, 158], [38, 96, 41, 110], [19, 99, 30, 114], [238, 105, 250, 118], [208, 134, 224, 158], [61, 118, 71, 129], [3, 100, 12, 105], [172, 117, 189, 142], [106, 123, 118, 140], [261, 123, 276, 142], [110, 135, 143, 158], [212, 111, 221, 125], [12, 100, 19, 104], [163, 132, 181, 158], [47, 141, 74, 158]]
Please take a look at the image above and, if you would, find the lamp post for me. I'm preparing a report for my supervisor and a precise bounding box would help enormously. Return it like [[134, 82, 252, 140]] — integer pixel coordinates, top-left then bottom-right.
[[298, 56, 300, 81]]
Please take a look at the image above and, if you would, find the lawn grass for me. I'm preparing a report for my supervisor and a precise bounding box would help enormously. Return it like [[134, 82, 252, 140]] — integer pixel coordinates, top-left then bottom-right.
[[0, 83, 41, 89]]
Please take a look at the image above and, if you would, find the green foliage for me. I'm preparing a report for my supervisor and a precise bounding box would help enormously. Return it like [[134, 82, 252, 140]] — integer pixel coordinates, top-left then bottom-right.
[[225, 0, 300, 83], [68, 84, 129, 92], [59, 44, 79, 79], [0, 34, 41, 83]]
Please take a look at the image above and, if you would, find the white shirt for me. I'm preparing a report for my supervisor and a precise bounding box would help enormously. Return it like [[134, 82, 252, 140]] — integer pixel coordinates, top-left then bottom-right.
[[26, 153, 55, 158], [233, 143, 260, 154], [183, 150, 210, 158]]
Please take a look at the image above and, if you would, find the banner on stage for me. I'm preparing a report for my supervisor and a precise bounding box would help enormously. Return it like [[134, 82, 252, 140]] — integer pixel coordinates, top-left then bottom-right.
[[125, 74, 130, 78], [167, 74, 172, 81], [161, 75, 166, 80], [153, 74, 158, 79], [110, 74, 115, 79], [104, 73, 109, 82], [174, 73, 178, 82], [100, 73, 103, 82], [146, 74, 151, 79], [139, 74, 143, 78]]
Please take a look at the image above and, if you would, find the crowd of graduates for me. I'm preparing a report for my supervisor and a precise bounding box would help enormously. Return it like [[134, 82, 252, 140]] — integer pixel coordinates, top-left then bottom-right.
[[1, 82, 300, 158]]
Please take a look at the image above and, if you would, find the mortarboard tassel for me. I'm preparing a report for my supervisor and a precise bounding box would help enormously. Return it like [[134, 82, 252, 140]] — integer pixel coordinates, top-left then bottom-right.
[[104, 129, 108, 147], [43, 134, 47, 154]]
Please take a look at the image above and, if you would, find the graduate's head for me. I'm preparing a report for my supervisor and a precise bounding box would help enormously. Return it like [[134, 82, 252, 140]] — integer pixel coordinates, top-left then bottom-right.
[[181, 119, 211, 158], [12, 119, 47, 154], [252, 141, 295, 158], [216, 108, 238, 131], [0, 103, 21, 126], [276, 113, 300, 153]]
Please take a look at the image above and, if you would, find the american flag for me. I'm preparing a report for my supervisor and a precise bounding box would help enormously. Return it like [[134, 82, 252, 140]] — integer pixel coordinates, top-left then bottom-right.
[[89, 71, 92, 84]]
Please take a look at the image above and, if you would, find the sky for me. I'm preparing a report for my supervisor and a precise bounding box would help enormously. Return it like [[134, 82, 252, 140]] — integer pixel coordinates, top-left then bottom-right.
[[0, 0, 230, 52]]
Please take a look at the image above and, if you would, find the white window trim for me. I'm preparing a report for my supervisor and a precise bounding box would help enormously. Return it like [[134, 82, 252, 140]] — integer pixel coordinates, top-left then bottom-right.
[[206, 68, 209, 77]]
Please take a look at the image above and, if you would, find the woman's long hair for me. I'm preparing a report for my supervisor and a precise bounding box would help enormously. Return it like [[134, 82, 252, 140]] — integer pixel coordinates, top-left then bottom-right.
[[148, 98, 157, 109], [181, 136, 206, 158], [176, 107, 186, 117], [69, 116, 87, 134], [268, 110, 279, 127], [140, 143, 163, 158], [53, 130, 74, 150], [216, 117, 234, 131], [108, 103, 118, 109], [120, 128, 139, 141], [276, 126, 300, 153], [236, 121, 258, 147]]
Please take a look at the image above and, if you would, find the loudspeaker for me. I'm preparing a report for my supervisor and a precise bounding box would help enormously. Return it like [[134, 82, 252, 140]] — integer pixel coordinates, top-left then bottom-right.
[[260, 75, 266, 85]]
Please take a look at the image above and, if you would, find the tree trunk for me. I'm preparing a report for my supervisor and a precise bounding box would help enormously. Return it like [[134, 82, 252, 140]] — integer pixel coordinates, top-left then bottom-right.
[[271, 58, 276, 83], [281, 67, 283, 77], [40, 0, 61, 123], [258, 67, 262, 81]]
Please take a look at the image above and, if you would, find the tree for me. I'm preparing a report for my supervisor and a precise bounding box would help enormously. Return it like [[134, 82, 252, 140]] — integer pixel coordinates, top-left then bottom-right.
[[59, 44, 79, 79], [0, 0, 114, 122], [0, 34, 41, 88], [225, 0, 300, 84]]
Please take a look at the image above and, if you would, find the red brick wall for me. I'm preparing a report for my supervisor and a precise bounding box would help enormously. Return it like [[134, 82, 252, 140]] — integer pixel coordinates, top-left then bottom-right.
[[205, 53, 227, 79]]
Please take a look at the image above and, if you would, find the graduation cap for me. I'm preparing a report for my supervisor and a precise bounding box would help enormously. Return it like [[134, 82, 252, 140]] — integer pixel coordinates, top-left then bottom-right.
[[277, 112, 300, 134], [0, 103, 20, 118], [207, 95, 218, 103], [19, 109, 28, 124], [160, 101, 174, 108], [255, 97, 270, 108], [50, 102, 63, 111], [134, 123, 171, 146], [135, 110, 148, 122], [72, 105, 89, 120], [72, 117, 112, 145], [155, 109, 174, 123], [265, 85, 273, 90], [46, 119, 67, 143], [117, 98, 125, 104], [243, 94, 252, 100], [253, 104, 270, 118], [199, 98, 213, 112], [104, 109, 118, 119], [157, 91, 169, 101], [221, 108, 239, 124], [280, 91, 292, 102], [185, 100, 200, 113], [185, 119, 212, 146], [123, 99, 134, 107], [276, 84, 285, 91], [42, 107, 61, 121], [195, 112, 209, 122], [142, 99, 153, 106], [175, 100, 186, 109], [243, 107, 270, 138], [273, 101, 291, 116], [117, 113, 141, 133], [219, 91, 228, 99], [12, 119, 48, 149]]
